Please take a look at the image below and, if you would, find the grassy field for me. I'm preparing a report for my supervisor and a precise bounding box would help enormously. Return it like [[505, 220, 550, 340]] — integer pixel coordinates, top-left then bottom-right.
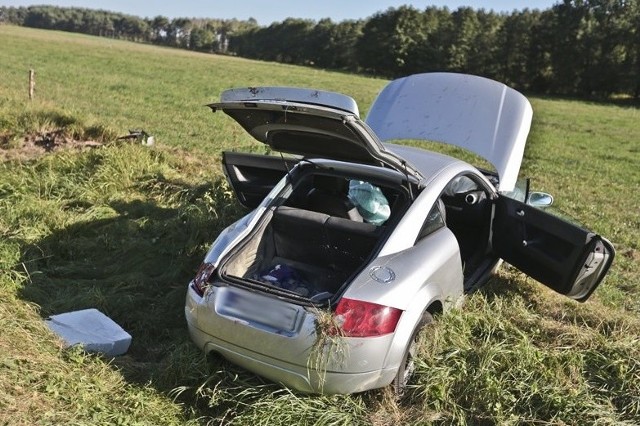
[[1, 25, 639, 425]]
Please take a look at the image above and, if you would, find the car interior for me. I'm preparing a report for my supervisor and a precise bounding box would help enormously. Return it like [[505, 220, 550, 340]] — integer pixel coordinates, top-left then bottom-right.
[[220, 167, 499, 300], [439, 174, 494, 289], [220, 172, 409, 301]]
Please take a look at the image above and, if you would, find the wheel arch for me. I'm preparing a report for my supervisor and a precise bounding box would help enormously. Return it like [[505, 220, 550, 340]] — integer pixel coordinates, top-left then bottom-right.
[[381, 289, 445, 374], [426, 299, 443, 317]]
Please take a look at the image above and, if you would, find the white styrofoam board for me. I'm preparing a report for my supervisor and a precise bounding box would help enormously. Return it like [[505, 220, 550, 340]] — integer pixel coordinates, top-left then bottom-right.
[[46, 308, 131, 356]]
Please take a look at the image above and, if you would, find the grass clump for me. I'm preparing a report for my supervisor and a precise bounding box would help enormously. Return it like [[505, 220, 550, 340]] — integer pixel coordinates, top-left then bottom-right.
[[1, 105, 118, 150], [405, 273, 640, 424], [174, 364, 369, 425], [307, 307, 349, 392]]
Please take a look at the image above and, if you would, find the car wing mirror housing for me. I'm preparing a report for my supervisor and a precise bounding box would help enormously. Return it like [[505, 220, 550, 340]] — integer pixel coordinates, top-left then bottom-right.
[[527, 191, 554, 208]]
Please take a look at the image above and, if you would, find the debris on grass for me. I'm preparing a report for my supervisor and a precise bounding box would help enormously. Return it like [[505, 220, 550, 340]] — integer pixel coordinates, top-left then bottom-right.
[[0, 127, 155, 162], [45, 308, 132, 357], [307, 306, 348, 391], [117, 129, 155, 146], [0, 129, 103, 161]]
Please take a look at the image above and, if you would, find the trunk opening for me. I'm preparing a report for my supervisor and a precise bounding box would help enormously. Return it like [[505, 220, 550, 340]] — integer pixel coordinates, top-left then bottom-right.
[[219, 170, 410, 304], [221, 206, 383, 303]]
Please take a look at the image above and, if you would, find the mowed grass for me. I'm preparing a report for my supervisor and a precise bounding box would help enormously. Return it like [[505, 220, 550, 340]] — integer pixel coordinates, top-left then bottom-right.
[[0, 26, 386, 155], [0, 25, 639, 425]]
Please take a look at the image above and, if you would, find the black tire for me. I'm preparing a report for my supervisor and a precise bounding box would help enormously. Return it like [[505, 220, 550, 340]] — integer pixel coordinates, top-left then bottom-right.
[[392, 311, 433, 397]]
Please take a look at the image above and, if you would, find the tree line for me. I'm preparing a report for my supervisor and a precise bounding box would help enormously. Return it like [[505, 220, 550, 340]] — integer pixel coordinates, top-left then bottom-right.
[[1, 2, 639, 98], [0, 5, 257, 52]]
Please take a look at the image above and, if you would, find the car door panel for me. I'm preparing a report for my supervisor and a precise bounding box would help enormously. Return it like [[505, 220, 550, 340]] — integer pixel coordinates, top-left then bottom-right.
[[492, 196, 614, 301], [222, 152, 296, 209]]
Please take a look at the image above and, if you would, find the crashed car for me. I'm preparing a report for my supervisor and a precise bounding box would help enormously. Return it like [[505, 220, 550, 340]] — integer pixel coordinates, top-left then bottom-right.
[[185, 73, 614, 395]]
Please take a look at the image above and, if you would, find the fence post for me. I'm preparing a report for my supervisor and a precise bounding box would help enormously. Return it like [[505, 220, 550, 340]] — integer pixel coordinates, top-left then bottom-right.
[[29, 69, 35, 100]]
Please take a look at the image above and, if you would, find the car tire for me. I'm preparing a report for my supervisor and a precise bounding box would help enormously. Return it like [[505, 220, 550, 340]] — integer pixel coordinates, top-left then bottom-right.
[[392, 311, 433, 397]]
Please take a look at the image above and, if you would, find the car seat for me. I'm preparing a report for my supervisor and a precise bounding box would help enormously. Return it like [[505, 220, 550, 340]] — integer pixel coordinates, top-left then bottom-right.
[[306, 175, 363, 221]]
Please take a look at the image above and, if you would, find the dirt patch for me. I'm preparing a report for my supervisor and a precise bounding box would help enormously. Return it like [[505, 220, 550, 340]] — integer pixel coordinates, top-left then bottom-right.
[[0, 130, 103, 161], [622, 248, 639, 262]]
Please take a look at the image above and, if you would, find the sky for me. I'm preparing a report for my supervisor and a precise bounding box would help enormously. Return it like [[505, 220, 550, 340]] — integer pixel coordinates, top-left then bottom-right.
[[2, 1, 559, 25]]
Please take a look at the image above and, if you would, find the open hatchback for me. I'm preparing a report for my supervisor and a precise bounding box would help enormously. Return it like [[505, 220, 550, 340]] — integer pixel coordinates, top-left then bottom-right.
[[186, 73, 614, 395]]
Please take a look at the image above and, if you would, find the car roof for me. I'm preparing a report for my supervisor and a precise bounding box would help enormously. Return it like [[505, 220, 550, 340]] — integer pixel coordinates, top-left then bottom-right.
[[385, 143, 468, 181]]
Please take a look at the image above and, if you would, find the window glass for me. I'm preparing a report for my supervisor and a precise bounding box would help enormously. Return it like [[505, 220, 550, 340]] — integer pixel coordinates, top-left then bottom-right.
[[416, 201, 445, 243]]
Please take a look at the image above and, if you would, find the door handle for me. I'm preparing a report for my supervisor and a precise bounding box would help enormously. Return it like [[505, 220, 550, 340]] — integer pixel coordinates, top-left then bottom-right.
[[516, 209, 525, 217]]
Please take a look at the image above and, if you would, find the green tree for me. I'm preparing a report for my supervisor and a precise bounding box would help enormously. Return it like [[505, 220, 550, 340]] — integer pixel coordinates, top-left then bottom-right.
[[327, 20, 364, 70], [496, 9, 542, 89], [579, 0, 634, 95], [151, 15, 170, 43], [189, 21, 218, 52], [466, 10, 503, 78], [356, 6, 430, 76], [527, 9, 556, 92], [445, 7, 481, 72], [406, 7, 452, 73], [169, 18, 192, 47]]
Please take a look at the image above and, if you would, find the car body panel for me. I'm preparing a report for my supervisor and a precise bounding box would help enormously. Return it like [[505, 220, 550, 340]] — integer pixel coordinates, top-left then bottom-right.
[[209, 97, 420, 177], [341, 226, 463, 311], [366, 72, 532, 191], [187, 319, 398, 394], [492, 196, 615, 301], [201, 177, 290, 270], [380, 147, 496, 257], [186, 284, 401, 393], [384, 143, 469, 182], [222, 152, 297, 209], [219, 86, 360, 115]]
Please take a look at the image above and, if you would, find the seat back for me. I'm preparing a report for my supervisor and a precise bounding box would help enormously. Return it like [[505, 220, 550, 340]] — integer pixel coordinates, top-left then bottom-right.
[[306, 175, 362, 221]]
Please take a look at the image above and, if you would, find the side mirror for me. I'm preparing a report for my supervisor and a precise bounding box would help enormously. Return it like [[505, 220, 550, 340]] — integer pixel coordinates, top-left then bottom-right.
[[527, 191, 554, 208]]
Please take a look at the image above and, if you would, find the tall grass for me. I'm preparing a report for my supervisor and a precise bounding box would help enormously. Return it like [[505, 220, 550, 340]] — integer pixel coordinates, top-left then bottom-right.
[[0, 25, 638, 425]]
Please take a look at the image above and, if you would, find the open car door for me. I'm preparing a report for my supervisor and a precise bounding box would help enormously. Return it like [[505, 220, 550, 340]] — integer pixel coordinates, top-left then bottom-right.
[[222, 152, 296, 209], [492, 196, 614, 302]]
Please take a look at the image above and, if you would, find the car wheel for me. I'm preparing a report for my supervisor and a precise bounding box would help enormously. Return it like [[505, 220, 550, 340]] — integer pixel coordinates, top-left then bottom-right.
[[392, 311, 433, 397]]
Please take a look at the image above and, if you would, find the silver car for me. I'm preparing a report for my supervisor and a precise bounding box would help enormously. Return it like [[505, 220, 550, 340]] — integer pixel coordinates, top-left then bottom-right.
[[185, 73, 614, 395]]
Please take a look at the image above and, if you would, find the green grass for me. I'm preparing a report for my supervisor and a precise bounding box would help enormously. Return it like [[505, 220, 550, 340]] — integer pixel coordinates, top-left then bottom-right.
[[1, 25, 639, 425]]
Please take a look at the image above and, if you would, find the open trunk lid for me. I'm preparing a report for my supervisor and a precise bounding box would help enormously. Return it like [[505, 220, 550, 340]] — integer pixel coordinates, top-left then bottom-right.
[[208, 87, 419, 178]]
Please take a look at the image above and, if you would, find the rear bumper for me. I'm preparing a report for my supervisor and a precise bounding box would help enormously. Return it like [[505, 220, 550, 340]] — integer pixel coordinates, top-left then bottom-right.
[[187, 321, 396, 394], [185, 284, 397, 394]]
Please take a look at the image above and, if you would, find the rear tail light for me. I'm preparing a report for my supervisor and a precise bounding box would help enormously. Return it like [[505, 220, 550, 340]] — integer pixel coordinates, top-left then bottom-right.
[[191, 262, 216, 297], [334, 298, 403, 337]]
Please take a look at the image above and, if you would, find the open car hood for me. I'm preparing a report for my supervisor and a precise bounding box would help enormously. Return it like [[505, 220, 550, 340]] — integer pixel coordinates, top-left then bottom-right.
[[365, 73, 532, 191], [208, 87, 416, 176]]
